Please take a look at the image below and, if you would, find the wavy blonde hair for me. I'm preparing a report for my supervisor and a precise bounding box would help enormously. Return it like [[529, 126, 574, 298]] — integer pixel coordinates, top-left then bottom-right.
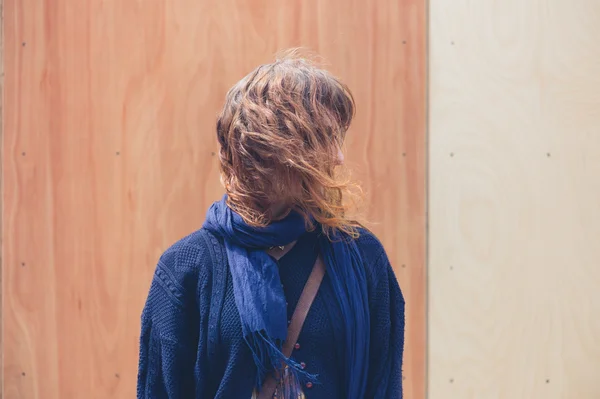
[[216, 50, 362, 237]]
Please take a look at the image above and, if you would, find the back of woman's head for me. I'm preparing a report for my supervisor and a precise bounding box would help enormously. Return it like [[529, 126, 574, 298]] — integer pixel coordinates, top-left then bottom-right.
[[216, 51, 362, 236]]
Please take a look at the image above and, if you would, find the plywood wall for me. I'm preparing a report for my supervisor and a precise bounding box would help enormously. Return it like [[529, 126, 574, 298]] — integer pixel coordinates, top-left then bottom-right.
[[2, 1, 426, 398], [429, 1, 600, 398]]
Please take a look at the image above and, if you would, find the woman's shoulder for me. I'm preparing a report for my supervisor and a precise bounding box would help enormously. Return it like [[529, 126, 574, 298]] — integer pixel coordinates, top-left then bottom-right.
[[158, 228, 223, 269], [141, 229, 226, 342], [151, 228, 226, 304], [354, 227, 393, 284], [355, 227, 387, 261]]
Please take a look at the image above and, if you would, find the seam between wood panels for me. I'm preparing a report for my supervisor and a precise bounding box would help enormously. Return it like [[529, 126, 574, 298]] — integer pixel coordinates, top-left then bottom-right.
[[424, 0, 430, 398], [0, 0, 4, 397]]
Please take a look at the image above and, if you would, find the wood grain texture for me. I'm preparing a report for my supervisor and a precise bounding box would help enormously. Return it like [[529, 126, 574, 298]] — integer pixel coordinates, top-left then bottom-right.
[[0, 1, 3, 398], [429, 1, 600, 398], [2, 0, 426, 398]]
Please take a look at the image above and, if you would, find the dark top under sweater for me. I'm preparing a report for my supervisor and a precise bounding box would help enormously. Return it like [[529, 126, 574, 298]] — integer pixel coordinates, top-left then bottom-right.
[[137, 227, 405, 398]]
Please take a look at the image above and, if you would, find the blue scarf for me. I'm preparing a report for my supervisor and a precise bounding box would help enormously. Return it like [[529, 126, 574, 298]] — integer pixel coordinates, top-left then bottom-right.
[[203, 197, 370, 398]]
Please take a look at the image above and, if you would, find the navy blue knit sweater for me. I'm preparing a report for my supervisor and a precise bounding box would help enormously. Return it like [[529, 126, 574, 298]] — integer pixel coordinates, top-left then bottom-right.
[[137, 227, 405, 398]]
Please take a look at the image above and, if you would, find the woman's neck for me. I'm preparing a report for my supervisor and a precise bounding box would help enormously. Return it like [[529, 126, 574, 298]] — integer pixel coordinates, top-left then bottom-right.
[[269, 202, 289, 221]]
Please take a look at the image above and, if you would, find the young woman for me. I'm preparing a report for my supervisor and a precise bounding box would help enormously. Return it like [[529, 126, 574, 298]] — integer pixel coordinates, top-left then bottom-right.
[[137, 53, 405, 399]]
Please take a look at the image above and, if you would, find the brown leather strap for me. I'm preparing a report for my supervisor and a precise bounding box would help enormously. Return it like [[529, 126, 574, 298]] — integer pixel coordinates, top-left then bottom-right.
[[257, 255, 326, 399]]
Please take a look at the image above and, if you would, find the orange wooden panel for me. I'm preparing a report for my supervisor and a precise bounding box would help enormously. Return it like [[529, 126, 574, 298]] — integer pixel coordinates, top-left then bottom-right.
[[2, 1, 426, 398]]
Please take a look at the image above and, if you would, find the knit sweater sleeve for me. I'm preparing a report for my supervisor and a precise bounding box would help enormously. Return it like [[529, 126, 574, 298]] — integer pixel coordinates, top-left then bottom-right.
[[365, 249, 406, 399], [137, 232, 212, 398]]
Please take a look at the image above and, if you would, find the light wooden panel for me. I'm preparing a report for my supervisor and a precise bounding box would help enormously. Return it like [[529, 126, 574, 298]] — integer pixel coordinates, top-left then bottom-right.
[[2, 0, 426, 398], [0, 2, 4, 397], [429, 1, 600, 398]]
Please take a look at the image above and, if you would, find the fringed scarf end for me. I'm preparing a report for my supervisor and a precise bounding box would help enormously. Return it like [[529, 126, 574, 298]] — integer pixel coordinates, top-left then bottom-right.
[[245, 331, 318, 396]]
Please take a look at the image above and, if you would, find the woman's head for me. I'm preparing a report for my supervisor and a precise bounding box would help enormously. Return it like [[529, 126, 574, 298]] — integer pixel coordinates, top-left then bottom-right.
[[216, 51, 361, 236]]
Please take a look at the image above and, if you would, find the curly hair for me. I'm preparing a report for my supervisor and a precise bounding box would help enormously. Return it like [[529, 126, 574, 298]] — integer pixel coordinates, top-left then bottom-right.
[[216, 51, 363, 237]]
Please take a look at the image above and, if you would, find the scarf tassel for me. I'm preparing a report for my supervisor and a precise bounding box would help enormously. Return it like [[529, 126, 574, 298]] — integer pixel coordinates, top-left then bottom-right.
[[245, 331, 318, 397]]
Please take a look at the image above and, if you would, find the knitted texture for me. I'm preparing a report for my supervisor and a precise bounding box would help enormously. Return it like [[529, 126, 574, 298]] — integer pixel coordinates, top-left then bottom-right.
[[137, 228, 405, 399]]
